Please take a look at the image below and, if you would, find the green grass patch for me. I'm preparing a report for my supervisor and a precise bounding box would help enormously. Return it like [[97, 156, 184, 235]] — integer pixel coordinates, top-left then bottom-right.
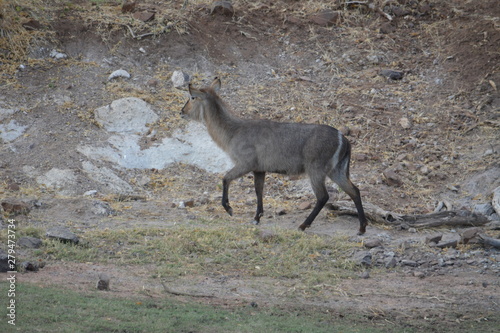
[[0, 282, 404, 333]]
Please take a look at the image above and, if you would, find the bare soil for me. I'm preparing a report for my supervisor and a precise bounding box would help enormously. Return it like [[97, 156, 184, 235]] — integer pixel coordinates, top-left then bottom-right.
[[1, 0, 500, 331]]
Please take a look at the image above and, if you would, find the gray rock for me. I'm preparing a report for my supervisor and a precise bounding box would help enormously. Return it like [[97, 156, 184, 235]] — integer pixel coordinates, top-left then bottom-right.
[[17, 236, 42, 248], [108, 69, 130, 81], [380, 69, 404, 80], [364, 238, 382, 248], [50, 49, 67, 59], [171, 70, 190, 89], [94, 97, 158, 134], [19, 261, 39, 272], [352, 251, 372, 267], [474, 203, 495, 216], [425, 233, 443, 244], [385, 256, 397, 268], [211, 1, 234, 16], [97, 273, 110, 291], [359, 271, 370, 279], [46, 227, 79, 244], [401, 259, 418, 267], [91, 200, 116, 216]]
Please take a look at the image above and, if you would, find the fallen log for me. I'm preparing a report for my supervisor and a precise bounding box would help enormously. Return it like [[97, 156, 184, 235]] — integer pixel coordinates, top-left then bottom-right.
[[479, 234, 500, 249], [330, 201, 490, 229], [399, 210, 489, 228]]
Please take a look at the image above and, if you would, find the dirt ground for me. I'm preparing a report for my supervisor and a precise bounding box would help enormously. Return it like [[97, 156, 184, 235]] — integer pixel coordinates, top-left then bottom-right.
[[1, 0, 500, 331]]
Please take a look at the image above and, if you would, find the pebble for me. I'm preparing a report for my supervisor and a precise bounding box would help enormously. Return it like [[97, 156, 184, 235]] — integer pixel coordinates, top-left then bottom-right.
[[108, 69, 131, 81], [171, 70, 190, 89]]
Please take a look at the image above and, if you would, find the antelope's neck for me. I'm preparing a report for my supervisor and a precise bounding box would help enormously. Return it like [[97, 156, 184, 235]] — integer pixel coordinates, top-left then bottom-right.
[[204, 99, 241, 151]]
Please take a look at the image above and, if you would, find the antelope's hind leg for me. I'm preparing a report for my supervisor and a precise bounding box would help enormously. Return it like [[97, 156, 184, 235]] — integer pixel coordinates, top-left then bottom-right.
[[329, 162, 367, 235], [252, 171, 265, 225]]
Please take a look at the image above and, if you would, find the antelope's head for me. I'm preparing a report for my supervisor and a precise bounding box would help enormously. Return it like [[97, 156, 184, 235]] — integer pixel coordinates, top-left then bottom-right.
[[181, 77, 221, 122]]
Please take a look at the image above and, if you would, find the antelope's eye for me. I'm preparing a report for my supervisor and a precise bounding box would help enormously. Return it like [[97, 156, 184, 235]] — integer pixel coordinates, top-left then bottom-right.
[[191, 96, 196, 100]]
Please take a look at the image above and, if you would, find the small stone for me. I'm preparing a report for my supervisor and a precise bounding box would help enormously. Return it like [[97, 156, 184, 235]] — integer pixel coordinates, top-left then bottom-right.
[[354, 153, 368, 161], [276, 208, 287, 216], [359, 271, 370, 279], [91, 200, 116, 216], [108, 69, 131, 81], [97, 273, 110, 291], [211, 1, 234, 16], [352, 251, 372, 267], [19, 261, 39, 272], [364, 238, 382, 248], [259, 230, 277, 243], [382, 169, 403, 187], [413, 271, 425, 279], [184, 199, 195, 208], [7, 183, 20, 191], [147, 79, 159, 87], [436, 240, 458, 249], [309, 10, 341, 27], [461, 227, 481, 244], [17, 236, 42, 249], [379, 22, 396, 34], [83, 190, 98, 197], [133, 11, 155, 22], [425, 233, 443, 244], [401, 259, 418, 267], [171, 70, 190, 89], [1, 199, 30, 216], [46, 227, 79, 244], [380, 69, 404, 80], [298, 201, 312, 210], [50, 49, 68, 60], [408, 227, 417, 233], [121, 1, 136, 13], [399, 117, 411, 129], [385, 256, 397, 268]]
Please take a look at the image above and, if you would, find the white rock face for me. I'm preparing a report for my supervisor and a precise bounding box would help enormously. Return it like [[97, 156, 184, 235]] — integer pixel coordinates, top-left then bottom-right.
[[78, 122, 233, 173], [94, 97, 158, 134], [82, 161, 134, 194], [0, 120, 29, 142], [36, 168, 78, 195]]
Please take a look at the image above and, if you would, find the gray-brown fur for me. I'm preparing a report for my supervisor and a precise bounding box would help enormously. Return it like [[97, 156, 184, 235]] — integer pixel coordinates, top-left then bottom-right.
[[181, 78, 367, 234]]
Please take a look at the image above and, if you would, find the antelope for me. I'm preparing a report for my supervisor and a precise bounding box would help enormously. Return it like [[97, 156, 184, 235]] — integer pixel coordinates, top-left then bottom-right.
[[181, 77, 367, 235]]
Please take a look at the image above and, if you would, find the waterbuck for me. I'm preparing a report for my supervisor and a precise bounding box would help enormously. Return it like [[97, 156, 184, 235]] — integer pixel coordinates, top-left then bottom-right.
[[181, 77, 367, 235]]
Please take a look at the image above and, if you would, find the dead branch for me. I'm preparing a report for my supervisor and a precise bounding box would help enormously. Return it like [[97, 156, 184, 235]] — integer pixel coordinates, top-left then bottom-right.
[[479, 234, 500, 249], [330, 201, 489, 229]]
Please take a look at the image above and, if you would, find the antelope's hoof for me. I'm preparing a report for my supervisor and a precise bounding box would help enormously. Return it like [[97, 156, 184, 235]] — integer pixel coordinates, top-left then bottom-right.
[[357, 229, 366, 236], [226, 207, 233, 216], [298, 224, 308, 231], [251, 220, 260, 225]]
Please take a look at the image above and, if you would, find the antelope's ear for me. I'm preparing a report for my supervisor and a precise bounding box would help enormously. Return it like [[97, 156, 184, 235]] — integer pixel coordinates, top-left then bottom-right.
[[188, 84, 205, 98], [211, 77, 221, 92]]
